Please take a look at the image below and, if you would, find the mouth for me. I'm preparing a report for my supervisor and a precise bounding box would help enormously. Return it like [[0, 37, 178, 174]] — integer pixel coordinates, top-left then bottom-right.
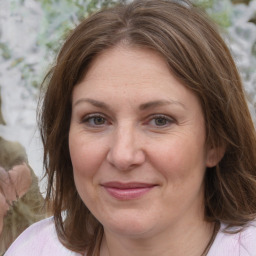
[[101, 182, 157, 200]]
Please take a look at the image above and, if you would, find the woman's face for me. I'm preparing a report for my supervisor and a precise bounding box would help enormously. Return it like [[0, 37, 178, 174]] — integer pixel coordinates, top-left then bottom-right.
[[69, 46, 217, 239]]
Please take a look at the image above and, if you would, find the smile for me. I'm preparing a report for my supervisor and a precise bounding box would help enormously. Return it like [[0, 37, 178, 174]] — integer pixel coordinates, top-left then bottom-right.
[[101, 182, 156, 200]]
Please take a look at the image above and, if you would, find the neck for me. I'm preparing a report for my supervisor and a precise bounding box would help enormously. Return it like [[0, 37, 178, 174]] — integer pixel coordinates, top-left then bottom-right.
[[100, 219, 215, 256]]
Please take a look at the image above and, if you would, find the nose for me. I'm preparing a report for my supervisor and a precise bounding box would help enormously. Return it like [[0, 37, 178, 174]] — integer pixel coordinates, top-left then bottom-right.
[[106, 125, 146, 171]]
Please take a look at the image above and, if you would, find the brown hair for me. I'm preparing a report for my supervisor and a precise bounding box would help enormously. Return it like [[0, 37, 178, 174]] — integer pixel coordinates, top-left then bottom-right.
[[39, 0, 256, 254]]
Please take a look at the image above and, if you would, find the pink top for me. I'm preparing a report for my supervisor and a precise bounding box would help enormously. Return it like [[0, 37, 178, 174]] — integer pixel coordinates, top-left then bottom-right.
[[4, 217, 81, 256], [4, 217, 256, 256], [208, 222, 256, 255]]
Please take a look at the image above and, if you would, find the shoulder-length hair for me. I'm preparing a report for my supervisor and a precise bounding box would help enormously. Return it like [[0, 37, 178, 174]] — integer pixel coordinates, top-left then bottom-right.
[[39, 0, 256, 254]]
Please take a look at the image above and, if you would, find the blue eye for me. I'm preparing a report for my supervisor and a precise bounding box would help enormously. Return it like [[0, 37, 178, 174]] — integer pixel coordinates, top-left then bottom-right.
[[82, 115, 107, 126]]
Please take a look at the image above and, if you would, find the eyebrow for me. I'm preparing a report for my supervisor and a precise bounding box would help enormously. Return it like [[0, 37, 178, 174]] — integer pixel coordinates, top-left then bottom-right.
[[73, 98, 186, 110], [139, 100, 186, 110], [74, 98, 110, 110]]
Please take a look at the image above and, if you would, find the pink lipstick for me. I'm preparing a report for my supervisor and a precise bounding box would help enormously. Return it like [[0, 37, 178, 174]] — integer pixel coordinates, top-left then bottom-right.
[[101, 182, 156, 200]]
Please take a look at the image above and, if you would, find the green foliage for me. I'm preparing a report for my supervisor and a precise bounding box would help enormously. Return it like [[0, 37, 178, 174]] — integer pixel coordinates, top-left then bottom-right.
[[193, 0, 215, 9], [0, 43, 12, 60], [231, 0, 252, 4], [252, 41, 256, 56], [86, 0, 127, 13], [36, 0, 127, 61], [193, 0, 232, 27]]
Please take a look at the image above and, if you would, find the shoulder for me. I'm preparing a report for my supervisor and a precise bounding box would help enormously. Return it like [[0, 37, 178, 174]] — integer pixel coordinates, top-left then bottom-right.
[[208, 221, 256, 256], [4, 217, 83, 256]]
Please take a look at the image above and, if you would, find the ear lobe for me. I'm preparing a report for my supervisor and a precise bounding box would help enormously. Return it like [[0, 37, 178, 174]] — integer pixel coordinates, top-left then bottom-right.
[[206, 146, 226, 168]]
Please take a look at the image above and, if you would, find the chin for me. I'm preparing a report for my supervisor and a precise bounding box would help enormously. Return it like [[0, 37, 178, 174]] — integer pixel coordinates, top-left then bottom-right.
[[101, 212, 157, 238]]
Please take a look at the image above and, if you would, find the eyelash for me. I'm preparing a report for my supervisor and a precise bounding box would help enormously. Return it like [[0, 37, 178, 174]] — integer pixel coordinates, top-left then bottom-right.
[[146, 114, 175, 127], [81, 113, 175, 128], [81, 113, 109, 127]]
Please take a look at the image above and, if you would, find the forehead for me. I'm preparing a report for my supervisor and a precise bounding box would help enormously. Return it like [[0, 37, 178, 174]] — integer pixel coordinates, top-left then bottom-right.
[[72, 45, 201, 112], [85, 45, 170, 80], [75, 45, 175, 94]]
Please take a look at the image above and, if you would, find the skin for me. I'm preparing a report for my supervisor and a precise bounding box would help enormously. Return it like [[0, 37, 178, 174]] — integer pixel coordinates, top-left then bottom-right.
[[0, 164, 32, 234], [69, 46, 221, 256]]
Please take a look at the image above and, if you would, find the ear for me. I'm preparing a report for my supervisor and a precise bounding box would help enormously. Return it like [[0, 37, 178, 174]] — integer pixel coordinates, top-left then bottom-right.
[[206, 145, 226, 168]]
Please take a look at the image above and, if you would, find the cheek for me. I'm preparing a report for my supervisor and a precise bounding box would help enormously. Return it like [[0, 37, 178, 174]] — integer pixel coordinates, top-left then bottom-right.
[[152, 140, 206, 212], [69, 132, 107, 180], [68, 130, 105, 207], [69, 141, 98, 204], [149, 136, 207, 185], [70, 145, 96, 179]]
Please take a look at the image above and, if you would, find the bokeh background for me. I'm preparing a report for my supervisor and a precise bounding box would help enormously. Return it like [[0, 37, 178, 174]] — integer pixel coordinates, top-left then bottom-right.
[[0, 0, 256, 193]]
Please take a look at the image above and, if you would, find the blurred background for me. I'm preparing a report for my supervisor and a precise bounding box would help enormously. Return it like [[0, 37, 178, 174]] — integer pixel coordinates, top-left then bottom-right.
[[0, 0, 255, 194]]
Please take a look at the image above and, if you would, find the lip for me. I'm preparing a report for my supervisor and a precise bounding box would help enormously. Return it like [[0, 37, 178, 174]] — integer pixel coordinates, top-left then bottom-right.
[[101, 182, 157, 200]]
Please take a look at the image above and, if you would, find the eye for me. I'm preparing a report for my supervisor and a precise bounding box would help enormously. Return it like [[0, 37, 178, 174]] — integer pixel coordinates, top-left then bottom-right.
[[147, 115, 174, 127], [82, 114, 108, 127]]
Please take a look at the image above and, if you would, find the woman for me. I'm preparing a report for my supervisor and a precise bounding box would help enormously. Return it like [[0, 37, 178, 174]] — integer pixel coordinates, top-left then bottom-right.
[[5, 0, 256, 255]]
